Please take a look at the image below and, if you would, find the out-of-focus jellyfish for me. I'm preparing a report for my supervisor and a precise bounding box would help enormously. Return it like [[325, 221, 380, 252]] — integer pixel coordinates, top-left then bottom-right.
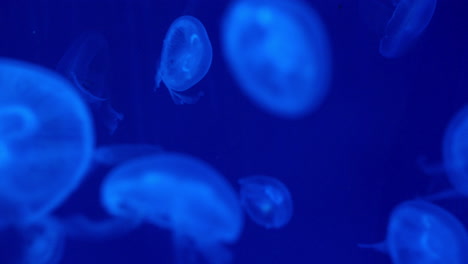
[[155, 16, 212, 105], [417, 105, 468, 200], [0, 58, 94, 228], [359, 200, 468, 263], [101, 153, 243, 263], [221, 0, 331, 119], [238, 176, 293, 229], [359, 0, 437, 58], [20, 216, 64, 264], [56, 31, 123, 135]]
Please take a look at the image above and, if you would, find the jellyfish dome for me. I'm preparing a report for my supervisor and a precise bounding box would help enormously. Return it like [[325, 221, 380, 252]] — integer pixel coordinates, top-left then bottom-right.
[[101, 153, 243, 263], [360, 200, 468, 264], [442, 105, 468, 196], [221, 0, 331, 118], [155, 15, 212, 105], [0, 58, 94, 228], [239, 176, 293, 229]]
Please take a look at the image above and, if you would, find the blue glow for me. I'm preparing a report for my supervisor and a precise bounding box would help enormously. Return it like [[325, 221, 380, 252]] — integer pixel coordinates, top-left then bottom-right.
[[379, 0, 437, 58], [101, 153, 243, 264], [239, 176, 293, 229], [56, 31, 123, 135], [221, 0, 331, 118], [360, 200, 468, 263], [0, 58, 94, 228], [155, 16, 212, 105]]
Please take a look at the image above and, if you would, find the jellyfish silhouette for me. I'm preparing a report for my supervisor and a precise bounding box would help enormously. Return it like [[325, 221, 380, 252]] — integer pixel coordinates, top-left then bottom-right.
[[0, 58, 94, 228], [359, 0, 437, 58], [221, 0, 331, 118], [56, 31, 123, 135], [155, 16, 212, 105], [99, 153, 243, 264], [359, 200, 468, 264], [239, 176, 293, 229]]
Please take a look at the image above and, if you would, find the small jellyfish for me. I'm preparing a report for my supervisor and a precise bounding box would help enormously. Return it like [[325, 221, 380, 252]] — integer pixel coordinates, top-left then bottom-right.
[[0, 58, 94, 228], [221, 0, 331, 118], [359, 0, 437, 58], [238, 176, 293, 229], [155, 16, 212, 105], [56, 31, 123, 135], [359, 200, 468, 263], [101, 153, 243, 264]]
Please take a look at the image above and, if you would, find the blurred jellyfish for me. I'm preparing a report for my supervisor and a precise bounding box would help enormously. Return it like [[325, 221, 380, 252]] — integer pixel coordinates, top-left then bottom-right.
[[239, 176, 293, 229], [0, 58, 94, 228], [359, 200, 468, 264], [221, 0, 331, 118], [359, 0, 437, 58], [100, 153, 243, 264], [56, 31, 123, 135], [155, 16, 212, 105], [20, 216, 65, 264]]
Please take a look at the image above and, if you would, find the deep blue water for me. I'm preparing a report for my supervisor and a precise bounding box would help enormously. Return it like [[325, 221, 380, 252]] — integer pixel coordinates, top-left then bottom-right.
[[0, 0, 467, 263]]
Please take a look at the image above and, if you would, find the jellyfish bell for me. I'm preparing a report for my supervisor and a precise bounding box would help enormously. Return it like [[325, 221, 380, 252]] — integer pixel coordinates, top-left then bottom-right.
[[101, 153, 243, 264], [358, 0, 437, 58], [238, 176, 293, 229], [221, 0, 331, 119], [155, 15, 212, 105], [0, 58, 94, 228], [56, 31, 123, 135], [359, 200, 468, 264]]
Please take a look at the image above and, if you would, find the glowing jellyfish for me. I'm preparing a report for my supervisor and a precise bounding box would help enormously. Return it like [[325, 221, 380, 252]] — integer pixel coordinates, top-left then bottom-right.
[[359, 0, 437, 58], [0, 58, 94, 228], [101, 153, 243, 263], [155, 16, 213, 105], [359, 200, 468, 264], [221, 0, 331, 118], [56, 31, 123, 135], [238, 176, 293, 229]]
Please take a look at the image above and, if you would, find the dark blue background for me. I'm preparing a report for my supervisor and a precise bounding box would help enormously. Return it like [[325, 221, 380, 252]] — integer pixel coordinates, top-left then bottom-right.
[[0, 0, 467, 263]]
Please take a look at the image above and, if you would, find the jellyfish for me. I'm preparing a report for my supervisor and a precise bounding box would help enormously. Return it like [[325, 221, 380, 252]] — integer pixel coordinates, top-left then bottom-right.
[[155, 16, 212, 105], [56, 31, 123, 135], [359, 200, 468, 264], [0, 57, 94, 228], [221, 0, 331, 119], [238, 176, 293, 229], [99, 153, 243, 263], [359, 0, 437, 58]]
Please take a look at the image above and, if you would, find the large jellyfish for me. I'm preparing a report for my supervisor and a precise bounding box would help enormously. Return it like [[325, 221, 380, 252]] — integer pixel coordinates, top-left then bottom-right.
[[99, 153, 243, 263], [155, 16, 213, 105], [359, 0, 437, 58], [56, 31, 123, 135], [0, 58, 94, 228], [221, 0, 331, 118], [238, 176, 293, 229], [359, 200, 468, 263]]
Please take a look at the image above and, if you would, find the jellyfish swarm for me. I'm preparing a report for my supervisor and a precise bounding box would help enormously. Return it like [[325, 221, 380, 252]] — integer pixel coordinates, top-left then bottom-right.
[[155, 16, 213, 105], [0, 58, 94, 228], [101, 153, 243, 263], [56, 31, 123, 135], [221, 0, 331, 119], [239, 176, 293, 229], [359, 200, 468, 264], [359, 0, 437, 58]]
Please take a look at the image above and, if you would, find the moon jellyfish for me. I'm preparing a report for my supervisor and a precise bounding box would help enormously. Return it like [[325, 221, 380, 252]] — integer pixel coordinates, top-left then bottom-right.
[[239, 176, 293, 229], [221, 0, 331, 118], [155, 16, 213, 105], [359, 200, 468, 264], [101, 153, 243, 264], [359, 0, 437, 58], [56, 31, 123, 135], [0, 58, 94, 228]]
